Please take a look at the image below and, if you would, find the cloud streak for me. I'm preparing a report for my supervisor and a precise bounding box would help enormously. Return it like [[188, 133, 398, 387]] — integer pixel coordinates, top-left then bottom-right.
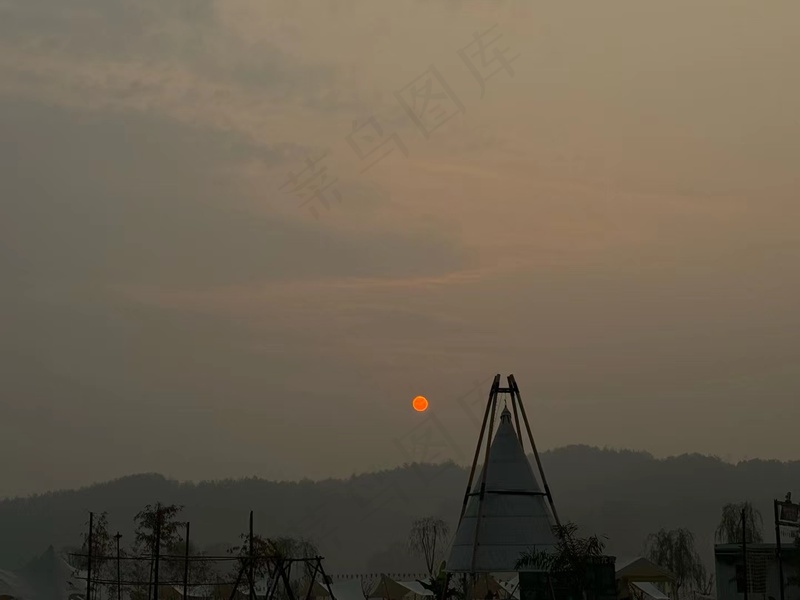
[[2, 0, 800, 496]]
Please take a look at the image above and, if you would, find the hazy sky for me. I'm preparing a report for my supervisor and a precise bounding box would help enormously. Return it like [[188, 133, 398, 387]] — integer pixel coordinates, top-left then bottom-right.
[[1, 0, 799, 498]]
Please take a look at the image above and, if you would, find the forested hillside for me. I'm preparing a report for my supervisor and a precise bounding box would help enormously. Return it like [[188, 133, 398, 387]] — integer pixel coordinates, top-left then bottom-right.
[[1, 445, 797, 573]]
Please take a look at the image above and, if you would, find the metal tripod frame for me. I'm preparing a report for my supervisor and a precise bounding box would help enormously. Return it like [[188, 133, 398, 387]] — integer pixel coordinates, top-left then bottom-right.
[[443, 374, 561, 599]]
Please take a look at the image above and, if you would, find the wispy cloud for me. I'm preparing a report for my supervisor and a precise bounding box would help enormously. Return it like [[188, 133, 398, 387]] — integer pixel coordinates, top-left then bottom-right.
[[2, 0, 800, 495]]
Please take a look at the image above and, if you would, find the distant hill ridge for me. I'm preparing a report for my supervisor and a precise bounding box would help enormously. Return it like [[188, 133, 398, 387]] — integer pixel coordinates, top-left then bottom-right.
[[1, 445, 798, 573]]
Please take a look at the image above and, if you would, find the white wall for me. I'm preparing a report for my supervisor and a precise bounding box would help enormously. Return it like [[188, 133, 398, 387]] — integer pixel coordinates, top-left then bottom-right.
[[715, 555, 800, 600]]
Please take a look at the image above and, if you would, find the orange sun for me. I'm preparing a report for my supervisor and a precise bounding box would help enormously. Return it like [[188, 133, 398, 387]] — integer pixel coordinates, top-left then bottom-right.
[[412, 396, 429, 412]]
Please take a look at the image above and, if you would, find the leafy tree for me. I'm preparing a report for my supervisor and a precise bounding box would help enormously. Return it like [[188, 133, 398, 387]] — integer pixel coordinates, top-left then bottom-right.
[[408, 517, 451, 579], [77, 512, 116, 600], [78, 511, 113, 564], [715, 502, 763, 544], [229, 533, 276, 581], [133, 503, 185, 555], [132, 503, 185, 597], [269, 537, 319, 566], [516, 522, 607, 600], [416, 561, 460, 600], [644, 528, 713, 600]]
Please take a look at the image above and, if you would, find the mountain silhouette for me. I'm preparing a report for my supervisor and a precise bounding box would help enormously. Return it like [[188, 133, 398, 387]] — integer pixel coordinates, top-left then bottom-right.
[[1, 446, 797, 574]]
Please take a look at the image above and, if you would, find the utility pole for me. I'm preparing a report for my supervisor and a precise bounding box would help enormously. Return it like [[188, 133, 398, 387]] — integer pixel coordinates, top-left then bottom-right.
[[742, 507, 749, 600], [249, 511, 255, 600], [114, 532, 123, 600], [87, 513, 94, 600], [184, 522, 191, 600], [153, 504, 162, 600], [775, 500, 785, 600]]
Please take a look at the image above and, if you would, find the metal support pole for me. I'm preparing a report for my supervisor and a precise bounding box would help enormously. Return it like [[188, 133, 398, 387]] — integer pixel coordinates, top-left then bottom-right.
[[458, 375, 500, 525], [304, 561, 321, 600], [742, 507, 748, 600], [318, 558, 337, 600], [775, 500, 785, 600], [470, 383, 498, 574], [86, 512, 94, 600], [509, 374, 561, 527], [279, 560, 298, 600], [509, 391, 523, 445], [184, 522, 191, 600], [249, 511, 256, 600], [115, 532, 122, 600], [264, 558, 282, 600], [153, 504, 162, 600], [230, 563, 247, 600]]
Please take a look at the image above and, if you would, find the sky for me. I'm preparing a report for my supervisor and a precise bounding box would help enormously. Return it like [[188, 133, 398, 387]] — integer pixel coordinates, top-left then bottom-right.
[[1, 0, 799, 499]]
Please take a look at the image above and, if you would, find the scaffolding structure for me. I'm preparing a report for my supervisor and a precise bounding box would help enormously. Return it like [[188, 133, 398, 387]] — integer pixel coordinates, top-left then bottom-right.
[[72, 510, 336, 600]]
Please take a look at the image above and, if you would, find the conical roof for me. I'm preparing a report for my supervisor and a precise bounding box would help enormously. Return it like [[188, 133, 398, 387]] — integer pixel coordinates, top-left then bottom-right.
[[446, 407, 557, 573], [17, 546, 86, 600]]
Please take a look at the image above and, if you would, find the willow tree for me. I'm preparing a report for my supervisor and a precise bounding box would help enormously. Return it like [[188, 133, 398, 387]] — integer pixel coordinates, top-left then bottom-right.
[[715, 502, 763, 544], [408, 517, 450, 579], [644, 528, 713, 599]]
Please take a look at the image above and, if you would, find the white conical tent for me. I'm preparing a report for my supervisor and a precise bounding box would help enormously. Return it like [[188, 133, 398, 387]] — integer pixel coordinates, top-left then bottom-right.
[[305, 578, 366, 600], [0, 568, 31, 600], [446, 407, 557, 573], [15, 546, 86, 600]]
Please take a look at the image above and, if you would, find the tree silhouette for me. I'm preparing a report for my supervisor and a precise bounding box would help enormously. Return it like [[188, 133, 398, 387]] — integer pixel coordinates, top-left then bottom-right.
[[644, 528, 713, 599], [408, 517, 450, 579], [79, 512, 115, 599], [715, 502, 763, 544], [228, 533, 320, 598], [132, 503, 185, 596], [133, 503, 185, 556], [7, 449, 800, 577], [416, 562, 460, 600], [516, 522, 607, 600]]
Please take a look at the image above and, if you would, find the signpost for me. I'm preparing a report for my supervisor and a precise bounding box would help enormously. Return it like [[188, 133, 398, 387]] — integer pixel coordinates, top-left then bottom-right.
[[774, 495, 799, 600]]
